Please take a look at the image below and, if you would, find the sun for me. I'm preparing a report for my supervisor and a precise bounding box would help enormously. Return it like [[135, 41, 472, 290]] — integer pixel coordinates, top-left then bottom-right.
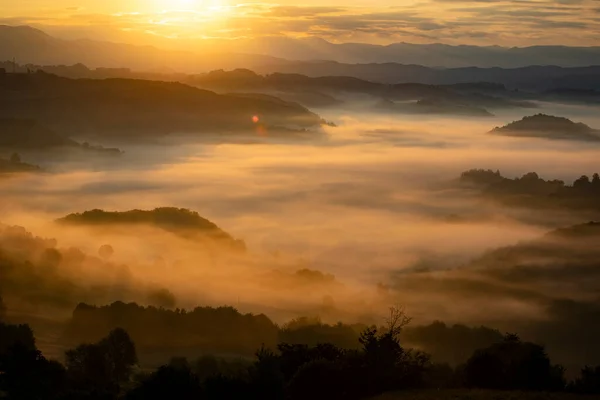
[[176, 0, 196, 7]]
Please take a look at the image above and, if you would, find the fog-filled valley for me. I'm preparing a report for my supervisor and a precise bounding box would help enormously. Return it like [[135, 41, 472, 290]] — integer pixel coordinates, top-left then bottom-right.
[[2, 94, 600, 369], [2, 18, 600, 398]]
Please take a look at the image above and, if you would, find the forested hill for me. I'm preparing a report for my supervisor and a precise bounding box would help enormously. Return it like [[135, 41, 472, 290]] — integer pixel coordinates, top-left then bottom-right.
[[0, 71, 323, 138]]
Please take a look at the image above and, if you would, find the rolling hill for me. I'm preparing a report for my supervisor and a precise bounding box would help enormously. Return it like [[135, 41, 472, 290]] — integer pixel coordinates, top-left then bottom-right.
[[0, 71, 323, 138], [490, 114, 600, 141]]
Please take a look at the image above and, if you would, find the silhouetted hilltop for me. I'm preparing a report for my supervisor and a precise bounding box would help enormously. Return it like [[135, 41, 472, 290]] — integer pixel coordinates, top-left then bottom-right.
[[0, 72, 322, 138], [459, 169, 600, 212], [490, 114, 600, 141], [377, 98, 493, 117], [56, 208, 245, 249], [0, 153, 41, 174]]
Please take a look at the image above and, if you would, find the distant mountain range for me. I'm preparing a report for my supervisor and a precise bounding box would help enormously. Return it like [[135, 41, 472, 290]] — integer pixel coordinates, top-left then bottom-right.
[[228, 36, 600, 68], [2, 25, 600, 71], [0, 25, 285, 72], [254, 62, 600, 89]]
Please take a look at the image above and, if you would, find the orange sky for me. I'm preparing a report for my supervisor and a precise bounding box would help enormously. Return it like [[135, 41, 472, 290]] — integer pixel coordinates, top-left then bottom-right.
[[2, 0, 600, 46]]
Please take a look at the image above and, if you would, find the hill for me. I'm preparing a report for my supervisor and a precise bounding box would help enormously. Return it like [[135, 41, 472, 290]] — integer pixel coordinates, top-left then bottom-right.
[[0, 118, 76, 148], [0, 72, 322, 138], [189, 69, 533, 113], [255, 62, 600, 90], [0, 118, 122, 154], [0, 153, 41, 174], [236, 37, 600, 68], [458, 169, 600, 212], [56, 207, 246, 250], [490, 114, 600, 141], [378, 98, 493, 117]]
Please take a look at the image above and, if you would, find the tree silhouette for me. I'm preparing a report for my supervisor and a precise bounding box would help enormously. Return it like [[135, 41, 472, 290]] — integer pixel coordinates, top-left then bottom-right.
[[593, 173, 600, 187], [65, 328, 137, 395], [570, 365, 600, 394], [126, 363, 202, 400], [98, 244, 114, 260], [0, 323, 66, 399], [0, 343, 67, 400], [464, 333, 565, 390]]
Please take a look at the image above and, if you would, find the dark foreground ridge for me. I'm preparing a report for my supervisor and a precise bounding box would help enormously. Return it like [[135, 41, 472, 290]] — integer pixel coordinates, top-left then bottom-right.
[[2, 307, 600, 400]]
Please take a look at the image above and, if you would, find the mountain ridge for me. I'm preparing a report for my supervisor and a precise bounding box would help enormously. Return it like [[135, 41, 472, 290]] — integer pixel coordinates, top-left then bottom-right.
[[3, 25, 600, 72]]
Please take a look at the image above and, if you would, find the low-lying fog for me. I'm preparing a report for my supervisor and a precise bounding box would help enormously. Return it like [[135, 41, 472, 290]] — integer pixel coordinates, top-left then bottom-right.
[[1, 102, 599, 327]]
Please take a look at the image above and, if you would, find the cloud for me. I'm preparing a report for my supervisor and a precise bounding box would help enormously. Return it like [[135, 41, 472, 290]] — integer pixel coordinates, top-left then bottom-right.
[[266, 6, 346, 17], [2, 0, 600, 49]]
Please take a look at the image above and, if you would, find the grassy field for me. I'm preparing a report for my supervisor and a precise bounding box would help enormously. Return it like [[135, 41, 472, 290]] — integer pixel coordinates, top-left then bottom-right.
[[374, 390, 600, 400]]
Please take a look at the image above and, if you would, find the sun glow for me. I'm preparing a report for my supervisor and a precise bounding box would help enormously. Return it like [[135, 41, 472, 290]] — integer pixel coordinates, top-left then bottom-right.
[[154, 0, 226, 11]]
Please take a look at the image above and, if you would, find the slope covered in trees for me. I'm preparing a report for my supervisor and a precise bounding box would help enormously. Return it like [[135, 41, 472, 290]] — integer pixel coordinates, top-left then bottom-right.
[[459, 169, 600, 212], [490, 114, 600, 141], [57, 208, 246, 250], [0, 71, 323, 139]]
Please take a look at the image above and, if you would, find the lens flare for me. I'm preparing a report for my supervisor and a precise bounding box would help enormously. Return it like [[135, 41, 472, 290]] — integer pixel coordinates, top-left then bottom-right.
[[252, 115, 259, 123]]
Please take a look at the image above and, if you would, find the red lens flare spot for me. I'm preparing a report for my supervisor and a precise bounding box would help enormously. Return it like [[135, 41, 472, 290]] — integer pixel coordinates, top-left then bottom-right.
[[252, 115, 259, 123]]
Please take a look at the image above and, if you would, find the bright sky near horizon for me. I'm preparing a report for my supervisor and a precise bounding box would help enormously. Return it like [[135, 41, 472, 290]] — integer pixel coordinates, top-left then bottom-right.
[[3, 0, 600, 47]]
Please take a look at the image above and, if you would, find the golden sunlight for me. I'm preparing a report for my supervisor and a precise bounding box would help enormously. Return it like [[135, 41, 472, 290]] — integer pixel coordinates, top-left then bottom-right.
[[153, 0, 225, 11]]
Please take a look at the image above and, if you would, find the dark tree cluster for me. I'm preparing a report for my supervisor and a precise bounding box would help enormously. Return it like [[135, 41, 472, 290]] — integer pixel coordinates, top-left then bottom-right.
[[56, 208, 246, 251], [126, 309, 430, 400], [64, 301, 280, 356], [459, 169, 600, 211], [0, 223, 180, 314], [0, 323, 137, 400], [5, 310, 600, 400], [463, 333, 566, 390], [400, 321, 504, 366], [278, 316, 365, 349]]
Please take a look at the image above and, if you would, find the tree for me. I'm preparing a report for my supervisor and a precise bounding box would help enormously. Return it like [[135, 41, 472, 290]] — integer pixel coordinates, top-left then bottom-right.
[[287, 359, 344, 400], [100, 328, 138, 383], [0, 343, 67, 400], [0, 323, 66, 399], [98, 244, 115, 260], [592, 173, 600, 187], [0, 323, 36, 356], [65, 328, 137, 394], [126, 363, 202, 400], [570, 365, 600, 394], [385, 306, 412, 337], [464, 333, 565, 391], [573, 175, 591, 190]]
